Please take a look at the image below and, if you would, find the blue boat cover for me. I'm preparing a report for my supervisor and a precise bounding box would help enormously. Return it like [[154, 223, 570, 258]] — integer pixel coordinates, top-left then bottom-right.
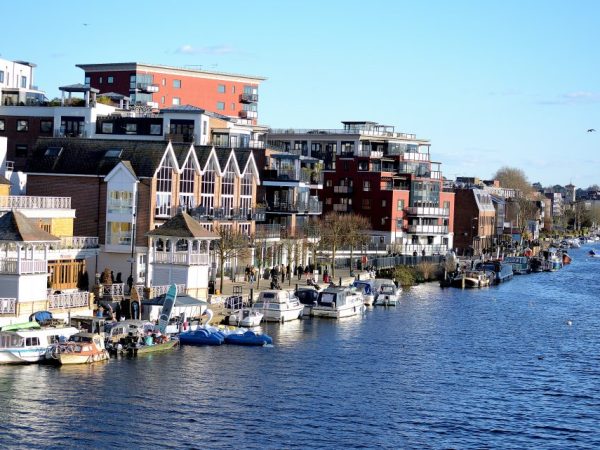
[[29, 311, 52, 323]]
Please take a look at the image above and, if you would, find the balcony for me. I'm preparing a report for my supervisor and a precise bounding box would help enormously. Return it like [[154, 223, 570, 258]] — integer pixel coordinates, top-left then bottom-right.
[[254, 224, 281, 240], [240, 93, 259, 103], [407, 224, 449, 234], [239, 110, 257, 119], [405, 207, 450, 217], [267, 201, 323, 214], [0, 196, 71, 210], [0, 259, 47, 274], [333, 185, 353, 194], [134, 284, 187, 300], [48, 291, 91, 310], [137, 83, 159, 93], [333, 203, 351, 212], [401, 152, 430, 162], [153, 252, 209, 266]]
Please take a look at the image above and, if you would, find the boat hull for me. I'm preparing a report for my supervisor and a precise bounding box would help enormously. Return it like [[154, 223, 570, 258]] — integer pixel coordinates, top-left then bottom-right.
[[261, 306, 304, 322], [58, 350, 110, 365], [129, 340, 179, 355], [311, 303, 365, 318], [0, 348, 47, 364], [224, 331, 273, 346]]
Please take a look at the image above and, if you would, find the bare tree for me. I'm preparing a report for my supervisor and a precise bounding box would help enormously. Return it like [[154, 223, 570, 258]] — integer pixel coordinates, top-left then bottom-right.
[[320, 212, 349, 278], [214, 224, 250, 294], [344, 214, 371, 273]]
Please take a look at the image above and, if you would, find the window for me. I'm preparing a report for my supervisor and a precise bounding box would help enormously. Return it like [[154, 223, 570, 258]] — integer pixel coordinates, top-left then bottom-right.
[[84, 76, 90, 86], [218, 84, 226, 93], [202, 121, 207, 135], [397, 199, 405, 211], [179, 159, 196, 210], [108, 191, 133, 213], [104, 148, 122, 158], [326, 179, 332, 187], [443, 201, 450, 210], [16, 120, 28, 132], [221, 166, 235, 217], [99, 76, 103, 84], [240, 172, 253, 214], [172, 97, 180, 106], [162, 78, 166, 86], [25, 337, 40, 346], [0, 71, 4, 83], [15, 144, 28, 158], [44, 147, 63, 157], [107, 76, 114, 84], [156, 157, 173, 217], [363, 180, 371, 192], [40, 120, 52, 133], [362, 199, 371, 210], [161, 96, 165, 104], [101, 122, 114, 134], [231, 103, 235, 111], [232, 86, 236, 94], [150, 124, 162, 135], [0, 119, 5, 131], [21, 76, 27, 88], [201, 161, 216, 214], [326, 197, 332, 205], [382, 199, 387, 207], [217, 101, 225, 110], [106, 221, 132, 245], [125, 123, 137, 134], [173, 79, 181, 88]]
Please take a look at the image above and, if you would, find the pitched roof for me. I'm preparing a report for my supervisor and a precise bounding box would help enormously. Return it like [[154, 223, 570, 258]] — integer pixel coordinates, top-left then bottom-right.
[[194, 145, 213, 169], [0, 210, 60, 243], [0, 175, 10, 185], [26, 138, 171, 178], [146, 211, 219, 239], [235, 150, 252, 174]]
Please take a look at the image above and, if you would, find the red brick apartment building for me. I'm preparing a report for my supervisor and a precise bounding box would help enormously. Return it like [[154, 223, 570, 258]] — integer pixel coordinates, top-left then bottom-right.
[[77, 62, 266, 124]]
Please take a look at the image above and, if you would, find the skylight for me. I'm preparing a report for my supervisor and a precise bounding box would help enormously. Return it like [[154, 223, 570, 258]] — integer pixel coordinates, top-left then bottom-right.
[[44, 147, 63, 157], [104, 148, 122, 158]]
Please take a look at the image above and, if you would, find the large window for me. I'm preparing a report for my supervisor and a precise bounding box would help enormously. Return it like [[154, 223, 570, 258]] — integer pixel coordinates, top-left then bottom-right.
[[155, 157, 173, 217], [0, 119, 5, 131], [240, 172, 253, 215], [221, 166, 235, 217], [410, 181, 440, 207], [108, 190, 133, 214], [106, 221, 132, 245], [218, 84, 226, 93], [200, 161, 216, 214], [40, 120, 53, 133], [179, 159, 195, 210]]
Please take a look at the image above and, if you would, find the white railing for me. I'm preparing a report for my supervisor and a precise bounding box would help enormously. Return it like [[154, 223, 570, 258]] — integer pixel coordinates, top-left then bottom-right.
[[401, 152, 429, 162], [408, 225, 449, 234], [147, 284, 187, 299], [108, 200, 134, 214], [56, 236, 99, 249], [406, 207, 450, 217], [0, 196, 71, 210], [100, 284, 124, 297], [48, 292, 90, 310], [0, 298, 17, 315], [0, 259, 47, 274], [153, 252, 210, 265]]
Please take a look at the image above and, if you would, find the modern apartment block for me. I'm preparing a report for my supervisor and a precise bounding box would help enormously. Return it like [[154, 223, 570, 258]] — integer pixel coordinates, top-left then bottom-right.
[[266, 121, 455, 255], [0, 58, 46, 106], [77, 62, 266, 124]]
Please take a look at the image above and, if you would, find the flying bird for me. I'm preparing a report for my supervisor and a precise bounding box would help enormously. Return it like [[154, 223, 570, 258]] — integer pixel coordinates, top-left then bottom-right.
[[83, 23, 89, 26], [587, 128, 595, 132]]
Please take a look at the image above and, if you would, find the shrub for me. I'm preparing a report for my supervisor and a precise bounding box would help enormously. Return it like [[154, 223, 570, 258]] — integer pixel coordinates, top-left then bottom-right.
[[416, 262, 438, 282], [393, 265, 416, 287]]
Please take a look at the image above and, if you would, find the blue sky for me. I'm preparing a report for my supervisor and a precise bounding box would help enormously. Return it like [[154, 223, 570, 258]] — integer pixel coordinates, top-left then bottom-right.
[[4, 0, 600, 187]]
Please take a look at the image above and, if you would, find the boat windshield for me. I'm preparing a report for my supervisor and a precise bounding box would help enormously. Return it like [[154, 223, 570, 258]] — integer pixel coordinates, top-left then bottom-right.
[[380, 285, 395, 294]]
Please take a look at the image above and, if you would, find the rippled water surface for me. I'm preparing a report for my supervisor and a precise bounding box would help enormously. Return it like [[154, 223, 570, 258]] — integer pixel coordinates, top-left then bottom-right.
[[1, 246, 600, 449]]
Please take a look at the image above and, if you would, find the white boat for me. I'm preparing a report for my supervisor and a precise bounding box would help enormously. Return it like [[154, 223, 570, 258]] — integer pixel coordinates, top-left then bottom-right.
[[295, 285, 323, 316], [253, 290, 304, 323], [228, 309, 263, 327], [374, 283, 400, 306], [311, 286, 365, 319], [352, 280, 375, 306], [0, 325, 79, 364]]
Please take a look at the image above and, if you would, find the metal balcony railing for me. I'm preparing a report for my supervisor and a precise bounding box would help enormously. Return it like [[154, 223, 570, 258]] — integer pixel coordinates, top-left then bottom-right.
[[407, 224, 449, 234], [0, 298, 17, 315], [405, 207, 450, 217]]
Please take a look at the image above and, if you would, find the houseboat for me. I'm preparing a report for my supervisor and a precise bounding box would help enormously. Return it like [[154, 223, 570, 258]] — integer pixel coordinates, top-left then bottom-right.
[[450, 270, 492, 288], [476, 260, 514, 284], [311, 286, 365, 319], [503, 256, 530, 275]]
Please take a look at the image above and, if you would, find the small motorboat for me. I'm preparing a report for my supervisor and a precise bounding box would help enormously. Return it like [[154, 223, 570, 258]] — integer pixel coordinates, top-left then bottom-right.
[[224, 330, 273, 346], [253, 290, 304, 323], [179, 328, 224, 346], [228, 309, 263, 327]]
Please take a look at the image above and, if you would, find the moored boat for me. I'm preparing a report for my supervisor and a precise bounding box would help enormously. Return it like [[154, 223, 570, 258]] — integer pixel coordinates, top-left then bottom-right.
[[0, 325, 79, 364], [311, 286, 365, 319], [253, 290, 304, 323], [373, 281, 400, 306], [46, 332, 110, 365], [179, 328, 224, 346], [476, 260, 514, 284], [227, 309, 263, 327], [503, 256, 530, 274], [224, 330, 273, 346], [450, 270, 492, 288]]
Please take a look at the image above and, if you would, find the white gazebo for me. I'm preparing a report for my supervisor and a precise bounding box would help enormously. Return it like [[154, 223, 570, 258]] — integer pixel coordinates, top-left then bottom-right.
[[146, 212, 219, 299]]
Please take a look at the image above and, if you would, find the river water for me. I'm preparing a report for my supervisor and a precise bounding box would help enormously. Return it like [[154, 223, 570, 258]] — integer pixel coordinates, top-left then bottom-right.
[[0, 246, 599, 449]]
